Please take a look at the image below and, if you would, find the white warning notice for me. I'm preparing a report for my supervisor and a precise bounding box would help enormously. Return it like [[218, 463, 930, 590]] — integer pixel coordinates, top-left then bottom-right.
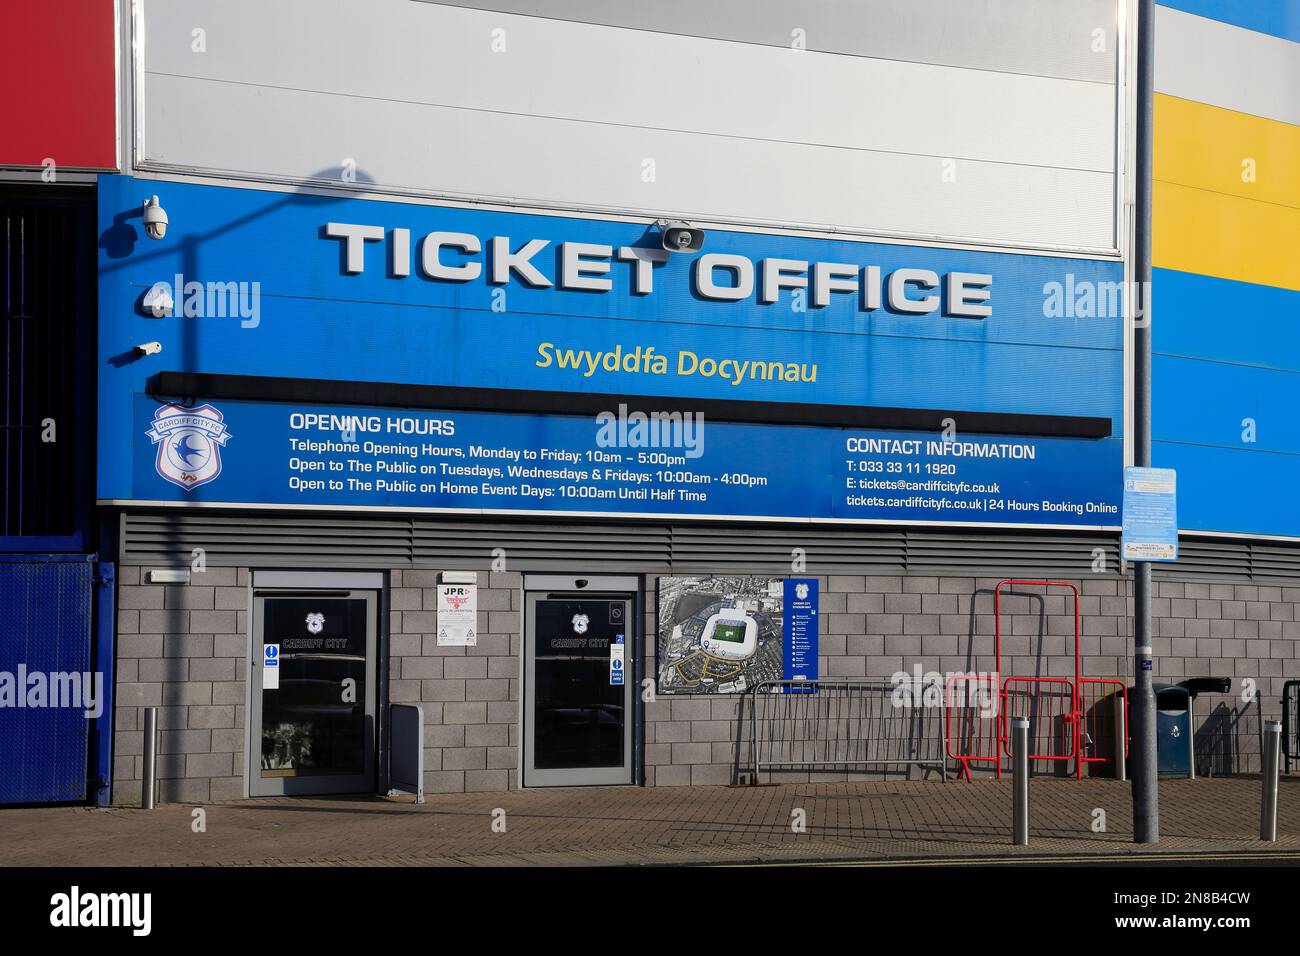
[[437, 583, 478, 646]]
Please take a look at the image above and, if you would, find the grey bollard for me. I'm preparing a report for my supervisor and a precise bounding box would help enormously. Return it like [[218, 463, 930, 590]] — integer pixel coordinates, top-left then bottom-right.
[[1012, 716, 1029, 846], [1114, 693, 1127, 782], [142, 706, 158, 810], [1261, 720, 1281, 842]]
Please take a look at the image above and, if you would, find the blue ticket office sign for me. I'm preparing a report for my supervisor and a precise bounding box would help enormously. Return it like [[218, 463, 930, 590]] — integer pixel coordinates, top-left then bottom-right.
[[1121, 466, 1178, 562], [782, 578, 819, 687]]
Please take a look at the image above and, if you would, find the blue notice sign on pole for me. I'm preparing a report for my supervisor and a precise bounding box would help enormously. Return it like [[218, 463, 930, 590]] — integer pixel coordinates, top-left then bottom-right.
[[1122, 466, 1178, 562], [782, 578, 819, 686]]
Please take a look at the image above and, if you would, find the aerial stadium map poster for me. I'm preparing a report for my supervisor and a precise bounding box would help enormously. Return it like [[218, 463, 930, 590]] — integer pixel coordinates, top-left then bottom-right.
[[657, 576, 818, 695]]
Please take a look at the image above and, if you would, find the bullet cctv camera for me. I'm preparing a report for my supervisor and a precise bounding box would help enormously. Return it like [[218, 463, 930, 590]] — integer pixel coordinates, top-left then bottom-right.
[[141, 195, 168, 240], [142, 282, 174, 318], [659, 220, 704, 253], [133, 341, 164, 356]]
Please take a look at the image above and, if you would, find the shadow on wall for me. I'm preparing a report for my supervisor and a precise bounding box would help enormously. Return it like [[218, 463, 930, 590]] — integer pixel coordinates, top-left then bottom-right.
[[103, 167, 383, 804], [1195, 696, 1265, 776]]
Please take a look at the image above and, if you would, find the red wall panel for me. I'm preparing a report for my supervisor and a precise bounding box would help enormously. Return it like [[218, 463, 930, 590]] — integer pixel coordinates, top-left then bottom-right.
[[1, 0, 118, 169]]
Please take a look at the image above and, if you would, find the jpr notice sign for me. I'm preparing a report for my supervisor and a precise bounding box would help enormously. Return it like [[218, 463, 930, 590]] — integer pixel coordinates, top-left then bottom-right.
[[436, 584, 477, 646], [1122, 467, 1178, 562]]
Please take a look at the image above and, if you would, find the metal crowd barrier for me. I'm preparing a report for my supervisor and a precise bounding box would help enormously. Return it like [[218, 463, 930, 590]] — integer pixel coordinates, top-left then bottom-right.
[[748, 678, 947, 782], [945, 581, 1136, 782], [1080, 678, 1128, 776], [945, 673, 1001, 780], [946, 675, 1129, 781], [1001, 676, 1077, 766], [1283, 681, 1299, 773]]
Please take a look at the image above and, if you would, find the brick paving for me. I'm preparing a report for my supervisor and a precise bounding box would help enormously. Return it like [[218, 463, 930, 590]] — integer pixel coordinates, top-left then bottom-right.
[[2, 775, 1298, 866]]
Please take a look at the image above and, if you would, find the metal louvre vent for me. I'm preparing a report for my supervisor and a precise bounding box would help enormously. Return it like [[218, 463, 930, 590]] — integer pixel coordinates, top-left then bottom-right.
[[1248, 544, 1300, 586], [412, 518, 670, 572], [122, 512, 414, 567], [1160, 538, 1253, 583], [119, 510, 1300, 585], [669, 525, 907, 574], [905, 531, 1119, 577]]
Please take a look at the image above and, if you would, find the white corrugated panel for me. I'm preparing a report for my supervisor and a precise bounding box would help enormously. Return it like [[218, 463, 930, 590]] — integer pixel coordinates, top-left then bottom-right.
[[1155, 5, 1300, 126], [136, 0, 1120, 250]]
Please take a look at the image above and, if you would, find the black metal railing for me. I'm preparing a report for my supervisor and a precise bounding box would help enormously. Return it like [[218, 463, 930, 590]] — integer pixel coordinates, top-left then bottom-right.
[[0, 191, 88, 541]]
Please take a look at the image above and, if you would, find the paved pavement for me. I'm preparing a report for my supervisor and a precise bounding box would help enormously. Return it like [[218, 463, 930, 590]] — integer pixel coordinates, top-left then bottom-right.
[[2, 776, 1297, 866]]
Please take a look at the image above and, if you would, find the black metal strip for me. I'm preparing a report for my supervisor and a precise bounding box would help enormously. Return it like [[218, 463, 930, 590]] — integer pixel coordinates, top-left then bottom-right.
[[148, 371, 1112, 439]]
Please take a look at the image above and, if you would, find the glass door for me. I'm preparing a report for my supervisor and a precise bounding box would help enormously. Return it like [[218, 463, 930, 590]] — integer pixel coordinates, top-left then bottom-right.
[[250, 590, 377, 796], [524, 589, 634, 786]]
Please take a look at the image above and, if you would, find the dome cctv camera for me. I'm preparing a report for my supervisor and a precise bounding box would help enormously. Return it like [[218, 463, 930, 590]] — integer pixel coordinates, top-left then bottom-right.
[[659, 220, 704, 253], [142, 281, 174, 318], [142, 195, 168, 240]]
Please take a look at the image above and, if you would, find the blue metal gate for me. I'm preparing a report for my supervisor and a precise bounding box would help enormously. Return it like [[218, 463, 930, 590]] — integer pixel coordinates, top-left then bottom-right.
[[0, 557, 95, 803]]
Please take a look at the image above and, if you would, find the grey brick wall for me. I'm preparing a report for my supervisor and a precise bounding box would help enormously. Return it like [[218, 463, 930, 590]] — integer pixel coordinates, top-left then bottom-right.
[[644, 574, 1296, 786], [387, 569, 520, 794], [113, 564, 1296, 803], [112, 565, 248, 805], [112, 566, 520, 804]]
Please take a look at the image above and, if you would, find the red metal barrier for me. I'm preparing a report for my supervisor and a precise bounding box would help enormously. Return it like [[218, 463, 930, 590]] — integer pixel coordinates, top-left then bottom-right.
[[945, 673, 1001, 781], [943, 580, 1090, 779], [1001, 676, 1078, 766], [941, 581, 1132, 780], [995, 580, 1082, 778], [1080, 678, 1129, 773]]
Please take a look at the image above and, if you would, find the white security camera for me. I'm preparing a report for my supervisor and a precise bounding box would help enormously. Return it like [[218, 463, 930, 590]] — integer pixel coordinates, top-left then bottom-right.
[[142, 282, 174, 318], [142, 195, 168, 240], [133, 341, 164, 356], [659, 220, 704, 253]]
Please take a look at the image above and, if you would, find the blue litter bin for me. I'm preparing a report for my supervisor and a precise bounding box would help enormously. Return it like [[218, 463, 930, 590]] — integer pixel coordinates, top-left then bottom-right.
[[1154, 684, 1192, 777]]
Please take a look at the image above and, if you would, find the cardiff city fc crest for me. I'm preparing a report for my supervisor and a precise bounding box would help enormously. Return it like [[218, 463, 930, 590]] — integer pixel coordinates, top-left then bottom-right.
[[572, 614, 589, 635], [305, 612, 325, 634], [795, 583, 810, 601], [146, 403, 231, 491]]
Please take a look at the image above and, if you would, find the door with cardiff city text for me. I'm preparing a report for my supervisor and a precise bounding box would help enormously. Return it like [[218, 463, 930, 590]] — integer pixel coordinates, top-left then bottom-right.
[[524, 575, 636, 787], [249, 572, 379, 796]]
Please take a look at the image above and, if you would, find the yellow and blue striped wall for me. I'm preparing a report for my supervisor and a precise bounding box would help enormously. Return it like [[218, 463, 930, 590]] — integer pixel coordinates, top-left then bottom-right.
[[1153, 0, 1300, 538]]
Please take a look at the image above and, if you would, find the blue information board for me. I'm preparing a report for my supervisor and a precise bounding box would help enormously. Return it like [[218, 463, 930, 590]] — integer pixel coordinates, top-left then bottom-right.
[[1122, 466, 1178, 561], [782, 578, 819, 683], [125, 396, 1123, 527]]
